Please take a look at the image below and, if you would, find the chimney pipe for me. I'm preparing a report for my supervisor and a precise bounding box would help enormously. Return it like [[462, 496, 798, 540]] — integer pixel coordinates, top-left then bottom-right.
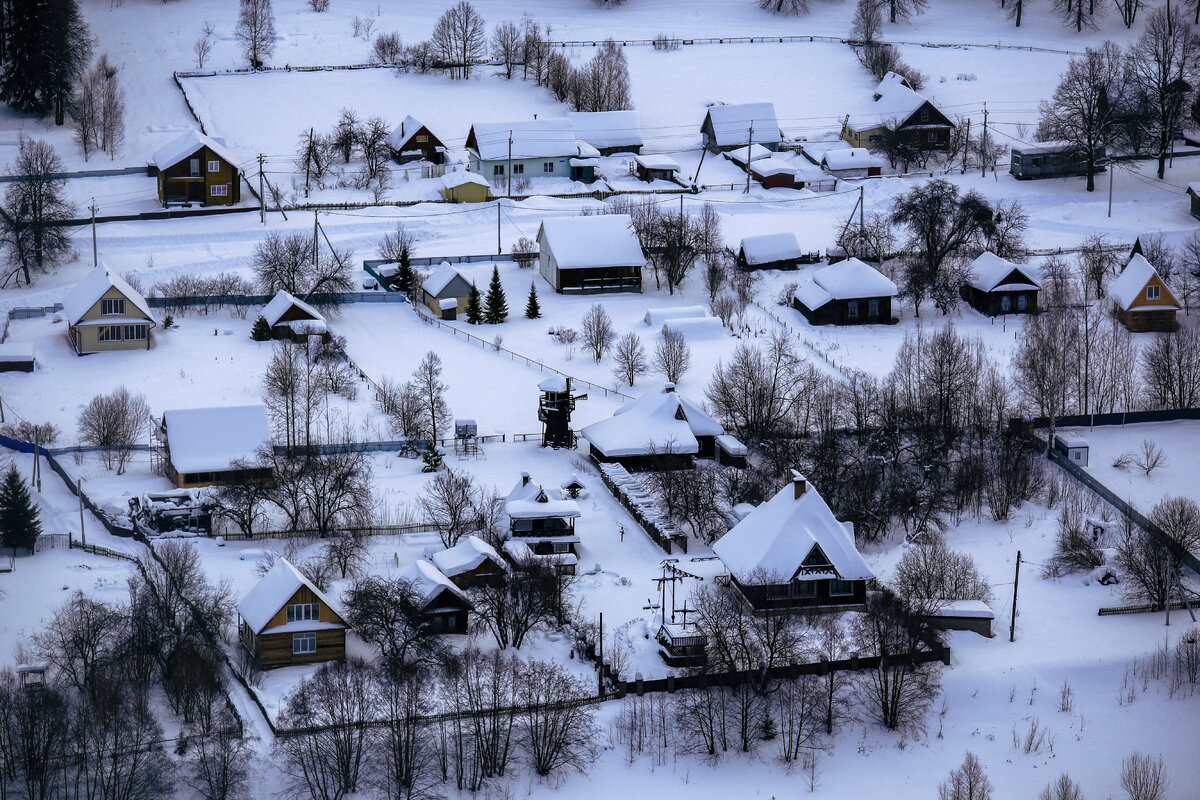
[[521, 471, 531, 486], [664, 382, 676, 393], [791, 470, 807, 499]]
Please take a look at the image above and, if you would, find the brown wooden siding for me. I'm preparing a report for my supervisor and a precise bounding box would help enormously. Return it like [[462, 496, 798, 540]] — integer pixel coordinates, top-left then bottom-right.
[[158, 146, 240, 207], [731, 576, 868, 611], [961, 286, 1039, 317], [245, 626, 347, 669], [1117, 306, 1179, 332]]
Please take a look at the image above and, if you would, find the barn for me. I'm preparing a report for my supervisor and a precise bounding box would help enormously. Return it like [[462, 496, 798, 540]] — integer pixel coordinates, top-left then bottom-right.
[[536, 214, 644, 294]]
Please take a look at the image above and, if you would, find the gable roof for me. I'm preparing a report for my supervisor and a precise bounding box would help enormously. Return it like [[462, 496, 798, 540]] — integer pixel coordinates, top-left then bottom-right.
[[712, 475, 873, 583], [430, 534, 508, 578], [388, 115, 443, 152], [581, 383, 723, 457], [846, 72, 945, 132], [401, 559, 471, 609], [467, 119, 577, 161], [703, 103, 782, 148], [740, 232, 802, 265], [537, 214, 645, 270], [750, 157, 796, 177], [724, 143, 777, 166], [821, 147, 879, 171], [967, 252, 1041, 293], [422, 262, 471, 298], [567, 110, 643, 150], [794, 258, 897, 309], [162, 405, 271, 473], [443, 170, 491, 189], [261, 290, 325, 328], [63, 264, 155, 326], [153, 129, 240, 171], [236, 558, 346, 634], [506, 473, 582, 519], [1109, 254, 1179, 311]]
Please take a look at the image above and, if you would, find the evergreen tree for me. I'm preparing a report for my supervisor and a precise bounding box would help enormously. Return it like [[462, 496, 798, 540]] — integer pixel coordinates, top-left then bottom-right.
[[396, 246, 413, 293], [250, 315, 272, 341], [484, 266, 508, 324], [0, 0, 92, 124], [466, 281, 482, 324], [525, 280, 542, 319], [420, 447, 444, 473], [0, 463, 41, 553]]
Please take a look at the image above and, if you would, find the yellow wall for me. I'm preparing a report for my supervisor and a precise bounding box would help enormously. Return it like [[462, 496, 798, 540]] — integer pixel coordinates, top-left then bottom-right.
[[73, 287, 154, 353], [1127, 273, 1180, 310]]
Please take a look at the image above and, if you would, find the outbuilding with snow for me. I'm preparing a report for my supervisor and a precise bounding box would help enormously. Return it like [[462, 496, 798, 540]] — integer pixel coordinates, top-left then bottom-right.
[[160, 405, 273, 488], [536, 214, 644, 294], [701, 103, 782, 153], [260, 290, 328, 342], [792, 258, 897, 325], [737, 232, 804, 271], [422, 262, 473, 319]]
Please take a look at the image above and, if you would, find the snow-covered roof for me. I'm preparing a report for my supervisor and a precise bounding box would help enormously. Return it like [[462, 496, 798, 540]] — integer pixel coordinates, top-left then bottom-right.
[[1189, 181, 1200, 197], [261, 290, 325, 329], [635, 154, 681, 172], [712, 474, 873, 583], [438, 298, 458, 310], [794, 258, 897, 308], [750, 157, 796, 177], [967, 252, 1041, 293], [443, 170, 491, 189], [845, 72, 937, 131], [660, 317, 728, 340], [402, 559, 471, 609], [1014, 140, 1075, 155], [1055, 433, 1088, 449], [537, 214, 645, 270], [644, 305, 708, 326], [821, 147, 879, 171], [581, 383, 723, 457], [567, 111, 644, 150], [538, 375, 568, 393], [430, 535, 507, 578], [574, 140, 601, 159], [237, 558, 346, 634], [468, 119, 577, 160], [422, 262, 470, 298], [925, 600, 994, 619], [724, 143, 777, 166], [506, 473, 582, 520], [1109, 254, 1178, 311], [153, 128, 240, 171], [63, 264, 156, 326], [163, 405, 271, 473], [739, 232, 802, 265], [704, 103, 782, 148], [503, 538, 579, 566], [0, 342, 33, 363], [388, 115, 440, 151], [716, 434, 747, 456]]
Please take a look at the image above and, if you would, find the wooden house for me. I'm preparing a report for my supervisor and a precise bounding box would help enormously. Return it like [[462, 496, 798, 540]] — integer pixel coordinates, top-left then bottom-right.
[[712, 472, 873, 612], [1108, 254, 1181, 332], [504, 472, 582, 574], [402, 559, 472, 633], [568, 110, 644, 155], [634, 154, 681, 183], [388, 116, 446, 164], [421, 262, 472, 319], [701, 103, 782, 153], [536, 214, 644, 294], [840, 72, 953, 151], [793, 258, 897, 325], [441, 171, 493, 203], [1187, 183, 1200, 220], [466, 119, 596, 183], [153, 129, 241, 207], [738, 232, 803, 271], [820, 147, 883, 178], [63, 264, 156, 355], [430, 535, 509, 589], [961, 252, 1041, 316], [160, 405, 273, 488], [260, 290, 328, 342], [237, 558, 348, 669]]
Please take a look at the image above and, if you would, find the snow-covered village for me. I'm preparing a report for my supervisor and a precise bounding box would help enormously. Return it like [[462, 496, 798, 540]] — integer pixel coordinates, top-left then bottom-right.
[[2, 0, 1200, 798]]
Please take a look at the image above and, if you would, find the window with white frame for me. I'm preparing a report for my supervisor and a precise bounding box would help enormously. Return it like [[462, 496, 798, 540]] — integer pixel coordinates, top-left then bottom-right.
[[1147, 284, 1161, 300], [207, 160, 220, 173], [210, 184, 228, 197], [123, 325, 147, 341], [493, 164, 504, 176], [293, 633, 316, 654], [287, 602, 320, 623], [100, 298, 126, 316], [543, 161, 554, 173], [98, 326, 122, 342]]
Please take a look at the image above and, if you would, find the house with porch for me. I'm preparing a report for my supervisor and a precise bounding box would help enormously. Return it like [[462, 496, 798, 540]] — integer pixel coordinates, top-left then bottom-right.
[[152, 129, 242, 207], [712, 472, 873, 612], [1108, 254, 1182, 332], [536, 214, 644, 294], [840, 72, 953, 152], [466, 119, 597, 183], [430, 535, 509, 589], [237, 558, 348, 669], [961, 252, 1041, 316], [504, 472, 582, 574], [388, 116, 446, 164], [401, 559, 472, 634], [260, 290, 328, 342], [568, 110, 644, 155], [792, 258, 897, 325], [421, 262, 472, 319], [160, 405, 273, 488], [701, 103, 782, 153], [63, 264, 157, 354]]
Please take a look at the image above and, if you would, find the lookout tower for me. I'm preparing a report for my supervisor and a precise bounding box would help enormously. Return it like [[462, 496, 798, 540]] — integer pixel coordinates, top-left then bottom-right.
[[538, 376, 585, 449]]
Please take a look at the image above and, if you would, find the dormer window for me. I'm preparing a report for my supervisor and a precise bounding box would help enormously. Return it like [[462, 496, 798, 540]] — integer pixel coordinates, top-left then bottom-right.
[[920, 108, 930, 122], [1147, 284, 1161, 300]]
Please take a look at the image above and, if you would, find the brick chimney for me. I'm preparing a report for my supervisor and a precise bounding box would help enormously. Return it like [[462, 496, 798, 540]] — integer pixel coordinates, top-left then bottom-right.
[[791, 470, 807, 499], [664, 382, 676, 393]]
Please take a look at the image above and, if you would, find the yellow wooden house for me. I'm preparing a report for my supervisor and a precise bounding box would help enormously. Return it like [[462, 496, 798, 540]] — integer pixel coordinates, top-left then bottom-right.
[[63, 264, 156, 355], [1108, 254, 1182, 332], [237, 558, 348, 669]]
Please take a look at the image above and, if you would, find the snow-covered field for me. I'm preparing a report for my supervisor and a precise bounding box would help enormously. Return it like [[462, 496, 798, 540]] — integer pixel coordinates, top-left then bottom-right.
[[1062, 421, 1200, 517]]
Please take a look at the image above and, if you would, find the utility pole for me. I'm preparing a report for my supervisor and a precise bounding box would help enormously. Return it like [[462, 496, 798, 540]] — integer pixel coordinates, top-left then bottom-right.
[[507, 131, 513, 198], [859, 184, 865, 232], [744, 125, 754, 194], [981, 103, 988, 178], [598, 611, 604, 698], [961, 117, 971, 174], [312, 210, 319, 273], [1108, 165, 1114, 218], [304, 127, 314, 197], [497, 201, 502, 255], [1166, 551, 1172, 627], [258, 154, 266, 224], [1010, 550, 1021, 642], [78, 479, 85, 548], [90, 199, 98, 267]]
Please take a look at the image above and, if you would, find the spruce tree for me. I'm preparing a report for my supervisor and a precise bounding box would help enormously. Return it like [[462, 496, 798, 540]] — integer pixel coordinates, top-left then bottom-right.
[[250, 315, 272, 341], [396, 246, 413, 293], [525, 280, 542, 319], [465, 281, 482, 324], [0, 464, 41, 553], [484, 266, 508, 324], [0, 0, 92, 124], [420, 447, 444, 473]]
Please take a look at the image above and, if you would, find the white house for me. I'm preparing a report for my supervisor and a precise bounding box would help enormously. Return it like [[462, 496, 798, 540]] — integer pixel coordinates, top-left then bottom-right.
[[536, 214, 644, 294], [466, 119, 595, 182]]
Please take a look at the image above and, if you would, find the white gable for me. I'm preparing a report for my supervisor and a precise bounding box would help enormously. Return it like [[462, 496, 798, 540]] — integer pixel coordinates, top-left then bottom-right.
[[967, 252, 1041, 293], [261, 290, 325, 328]]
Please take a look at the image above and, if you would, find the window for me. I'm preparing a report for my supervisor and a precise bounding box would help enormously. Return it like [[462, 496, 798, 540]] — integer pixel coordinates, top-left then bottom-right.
[[210, 184, 228, 197], [868, 135, 881, 144], [544, 161, 555, 173], [189, 158, 200, 177], [207, 160, 220, 173], [829, 579, 855, 596], [415, 134, 428, 143], [868, 298, 880, 318], [796, 581, 818, 598], [100, 297, 126, 316], [920, 108, 930, 122], [445, 614, 458, 632], [1000, 295, 1011, 312], [286, 602, 320, 623], [847, 300, 859, 319], [1147, 284, 1161, 300], [493, 164, 504, 176], [98, 326, 122, 342], [927, 131, 937, 143], [512, 163, 524, 175], [1017, 294, 1027, 311], [552, 542, 572, 554], [123, 325, 147, 341], [1073, 451, 1082, 461], [293, 633, 316, 654], [1031, 157, 1042, 167]]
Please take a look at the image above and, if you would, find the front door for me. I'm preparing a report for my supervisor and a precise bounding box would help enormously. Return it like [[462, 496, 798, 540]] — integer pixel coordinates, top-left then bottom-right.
[[187, 181, 202, 202]]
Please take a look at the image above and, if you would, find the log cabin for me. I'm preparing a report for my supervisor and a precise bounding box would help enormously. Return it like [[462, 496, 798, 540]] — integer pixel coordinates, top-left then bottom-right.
[[401, 559, 472, 634], [260, 290, 329, 342], [793, 258, 898, 325], [430, 535, 510, 589], [237, 559, 348, 669], [961, 252, 1041, 316], [160, 405, 273, 488]]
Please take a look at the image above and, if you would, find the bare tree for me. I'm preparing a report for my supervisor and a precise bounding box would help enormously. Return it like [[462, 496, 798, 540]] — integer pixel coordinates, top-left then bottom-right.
[[939, 751, 992, 800], [885, 0, 928, 23], [376, 376, 426, 439], [419, 467, 478, 547], [1149, 495, 1200, 555], [373, 666, 440, 800], [372, 31, 404, 65], [303, 449, 372, 537], [653, 325, 692, 383], [491, 21, 521, 79], [0, 672, 71, 800], [93, 54, 125, 159], [1012, 307, 1079, 453], [472, 558, 569, 648], [612, 332, 649, 387], [32, 591, 124, 697], [1120, 752, 1169, 800], [185, 707, 255, 800], [1077, 234, 1119, 299], [850, 0, 882, 42], [411, 351, 452, 442], [890, 536, 993, 616], [77, 386, 150, 474], [571, 39, 632, 112], [0, 138, 75, 287], [69, 689, 175, 800], [343, 578, 449, 671], [759, 0, 810, 15], [1053, 0, 1105, 31], [234, 0, 275, 68], [212, 456, 272, 536], [1141, 327, 1200, 409], [1040, 773, 1085, 800], [431, 1, 487, 80], [580, 304, 616, 362], [516, 658, 598, 776], [851, 594, 942, 734], [194, 35, 214, 68], [1116, 528, 1178, 607], [1129, 5, 1200, 180], [252, 231, 354, 302]]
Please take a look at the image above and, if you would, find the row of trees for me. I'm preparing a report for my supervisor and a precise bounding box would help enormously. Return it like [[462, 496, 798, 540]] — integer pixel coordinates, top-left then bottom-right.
[[295, 109, 392, 195]]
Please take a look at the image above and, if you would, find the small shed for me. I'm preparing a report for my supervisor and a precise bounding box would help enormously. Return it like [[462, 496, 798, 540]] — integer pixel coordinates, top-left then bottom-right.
[[634, 154, 681, 183], [749, 157, 799, 190], [1010, 142, 1100, 179], [536, 214, 644, 294], [1053, 432, 1089, 467], [161, 405, 273, 488], [260, 290, 328, 342], [389, 115, 446, 164], [920, 600, 995, 638], [0, 343, 34, 373], [441, 171, 493, 204], [820, 147, 882, 178], [737, 232, 803, 271], [643, 306, 708, 326], [422, 262, 472, 318], [657, 623, 708, 667], [715, 434, 748, 468]]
